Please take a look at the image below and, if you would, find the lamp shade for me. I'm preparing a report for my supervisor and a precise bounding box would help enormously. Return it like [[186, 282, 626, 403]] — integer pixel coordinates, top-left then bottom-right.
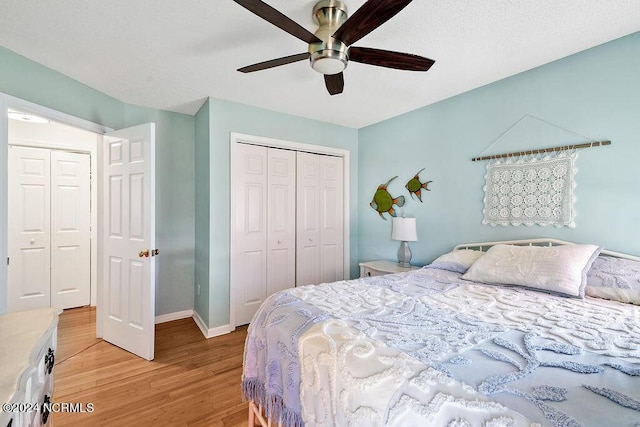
[[391, 217, 417, 242]]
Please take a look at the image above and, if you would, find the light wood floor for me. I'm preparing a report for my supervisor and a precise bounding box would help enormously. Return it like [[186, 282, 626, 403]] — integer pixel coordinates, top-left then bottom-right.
[[53, 306, 249, 426]]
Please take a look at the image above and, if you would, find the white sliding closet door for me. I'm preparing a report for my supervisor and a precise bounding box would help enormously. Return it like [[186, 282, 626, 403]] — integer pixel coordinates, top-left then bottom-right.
[[296, 152, 344, 286], [50, 151, 91, 309], [8, 147, 51, 312]]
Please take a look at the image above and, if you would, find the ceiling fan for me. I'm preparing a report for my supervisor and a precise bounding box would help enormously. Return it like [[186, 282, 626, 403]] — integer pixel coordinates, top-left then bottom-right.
[[233, 0, 435, 95]]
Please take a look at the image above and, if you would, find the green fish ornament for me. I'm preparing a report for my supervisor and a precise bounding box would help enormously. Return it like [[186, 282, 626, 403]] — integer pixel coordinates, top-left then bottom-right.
[[370, 176, 405, 220], [405, 168, 432, 202]]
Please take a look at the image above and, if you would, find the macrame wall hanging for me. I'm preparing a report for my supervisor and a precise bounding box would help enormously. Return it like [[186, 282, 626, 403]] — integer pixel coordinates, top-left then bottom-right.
[[473, 114, 611, 228]]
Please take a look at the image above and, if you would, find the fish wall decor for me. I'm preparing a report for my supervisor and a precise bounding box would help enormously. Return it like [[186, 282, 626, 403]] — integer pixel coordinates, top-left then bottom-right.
[[370, 176, 405, 220], [405, 168, 432, 202]]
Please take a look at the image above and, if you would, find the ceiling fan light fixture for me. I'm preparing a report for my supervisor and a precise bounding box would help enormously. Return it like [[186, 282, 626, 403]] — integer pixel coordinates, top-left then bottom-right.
[[233, 0, 436, 95], [310, 0, 349, 75], [310, 50, 348, 75]]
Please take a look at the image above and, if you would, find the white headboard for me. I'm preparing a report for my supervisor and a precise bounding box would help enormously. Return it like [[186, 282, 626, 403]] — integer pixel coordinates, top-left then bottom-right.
[[453, 238, 640, 262]]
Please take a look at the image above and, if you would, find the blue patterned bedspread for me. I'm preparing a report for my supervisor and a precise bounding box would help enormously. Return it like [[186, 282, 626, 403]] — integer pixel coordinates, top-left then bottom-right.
[[242, 268, 640, 426]]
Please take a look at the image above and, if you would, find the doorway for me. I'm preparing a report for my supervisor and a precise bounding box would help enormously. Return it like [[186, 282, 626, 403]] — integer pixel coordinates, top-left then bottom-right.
[[7, 117, 98, 312], [1, 94, 158, 361]]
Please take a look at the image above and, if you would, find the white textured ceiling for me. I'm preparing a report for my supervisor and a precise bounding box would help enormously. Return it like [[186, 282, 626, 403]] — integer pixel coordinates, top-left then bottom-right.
[[1, 1, 640, 128]]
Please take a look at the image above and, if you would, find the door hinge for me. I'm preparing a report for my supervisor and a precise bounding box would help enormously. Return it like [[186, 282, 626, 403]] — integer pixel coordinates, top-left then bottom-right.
[[6, 257, 9, 266]]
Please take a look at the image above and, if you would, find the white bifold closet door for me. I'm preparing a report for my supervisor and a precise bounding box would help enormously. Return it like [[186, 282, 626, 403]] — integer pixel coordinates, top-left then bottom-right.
[[267, 149, 297, 296], [8, 147, 51, 311], [232, 144, 343, 326], [232, 144, 296, 326], [296, 152, 344, 286], [50, 150, 91, 309], [8, 146, 90, 312]]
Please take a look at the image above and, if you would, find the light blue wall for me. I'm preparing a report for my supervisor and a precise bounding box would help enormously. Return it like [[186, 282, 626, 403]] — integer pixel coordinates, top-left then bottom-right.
[[194, 98, 211, 325], [358, 32, 640, 265], [0, 47, 124, 129], [0, 46, 195, 316], [207, 98, 359, 327]]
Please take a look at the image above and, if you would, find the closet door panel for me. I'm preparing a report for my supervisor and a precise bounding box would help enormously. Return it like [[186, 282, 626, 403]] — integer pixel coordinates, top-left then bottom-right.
[[319, 156, 344, 283], [232, 144, 268, 325], [267, 148, 296, 295], [8, 147, 51, 312], [296, 152, 320, 286], [51, 150, 91, 309]]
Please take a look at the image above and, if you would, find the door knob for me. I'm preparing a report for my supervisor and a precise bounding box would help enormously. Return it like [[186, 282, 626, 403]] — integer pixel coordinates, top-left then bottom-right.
[[138, 249, 149, 258], [151, 249, 160, 256]]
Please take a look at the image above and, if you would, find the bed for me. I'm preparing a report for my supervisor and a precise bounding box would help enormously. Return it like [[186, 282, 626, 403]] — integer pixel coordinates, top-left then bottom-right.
[[242, 238, 640, 427]]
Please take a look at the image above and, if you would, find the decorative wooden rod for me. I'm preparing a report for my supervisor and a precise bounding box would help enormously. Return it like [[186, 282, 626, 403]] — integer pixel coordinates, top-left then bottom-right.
[[472, 140, 611, 162]]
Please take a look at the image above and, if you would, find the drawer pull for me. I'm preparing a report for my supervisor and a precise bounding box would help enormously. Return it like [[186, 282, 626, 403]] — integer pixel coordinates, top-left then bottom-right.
[[44, 348, 55, 375], [41, 395, 51, 424]]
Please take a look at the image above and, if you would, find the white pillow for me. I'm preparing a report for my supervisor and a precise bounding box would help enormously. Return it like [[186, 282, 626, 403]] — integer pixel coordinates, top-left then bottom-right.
[[426, 249, 484, 274], [586, 256, 640, 305], [461, 244, 602, 298]]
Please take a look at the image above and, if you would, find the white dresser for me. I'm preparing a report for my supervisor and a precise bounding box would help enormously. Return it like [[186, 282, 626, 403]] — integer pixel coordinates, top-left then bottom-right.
[[0, 308, 60, 427]]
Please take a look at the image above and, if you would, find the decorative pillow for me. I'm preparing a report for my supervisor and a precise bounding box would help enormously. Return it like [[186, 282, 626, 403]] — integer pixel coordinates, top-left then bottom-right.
[[461, 243, 602, 298], [426, 249, 484, 274], [585, 256, 640, 305]]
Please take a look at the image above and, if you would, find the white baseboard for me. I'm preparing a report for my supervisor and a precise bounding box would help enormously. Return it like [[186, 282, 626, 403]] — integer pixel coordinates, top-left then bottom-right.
[[192, 310, 233, 339], [155, 309, 194, 324]]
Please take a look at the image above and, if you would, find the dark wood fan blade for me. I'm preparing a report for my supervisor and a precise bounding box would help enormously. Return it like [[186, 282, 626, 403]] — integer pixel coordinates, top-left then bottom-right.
[[324, 73, 344, 95], [333, 0, 413, 46], [238, 53, 310, 73], [349, 47, 435, 71], [233, 0, 321, 44]]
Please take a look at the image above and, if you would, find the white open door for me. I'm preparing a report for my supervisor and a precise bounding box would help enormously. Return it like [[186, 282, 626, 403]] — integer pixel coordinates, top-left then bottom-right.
[[100, 123, 156, 361]]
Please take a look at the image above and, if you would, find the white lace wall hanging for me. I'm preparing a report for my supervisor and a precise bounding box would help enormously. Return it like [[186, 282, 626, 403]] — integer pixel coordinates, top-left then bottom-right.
[[482, 150, 578, 227]]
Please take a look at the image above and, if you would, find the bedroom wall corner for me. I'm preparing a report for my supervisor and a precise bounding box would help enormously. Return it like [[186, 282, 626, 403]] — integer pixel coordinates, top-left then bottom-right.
[[124, 104, 197, 317], [357, 32, 640, 265], [206, 97, 359, 329], [194, 98, 211, 326]]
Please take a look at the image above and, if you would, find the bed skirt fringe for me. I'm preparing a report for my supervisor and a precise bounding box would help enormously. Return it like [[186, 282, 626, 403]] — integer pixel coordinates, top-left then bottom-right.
[[242, 378, 304, 427]]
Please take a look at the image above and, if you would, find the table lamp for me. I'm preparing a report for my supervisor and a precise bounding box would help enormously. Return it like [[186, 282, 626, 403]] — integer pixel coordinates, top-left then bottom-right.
[[391, 217, 417, 267]]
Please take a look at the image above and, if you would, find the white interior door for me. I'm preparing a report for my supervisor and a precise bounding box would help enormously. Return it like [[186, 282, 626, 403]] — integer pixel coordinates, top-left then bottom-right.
[[296, 152, 320, 286], [100, 123, 155, 360], [231, 143, 268, 326], [7, 146, 51, 311], [267, 148, 296, 295], [51, 150, 91, 309]]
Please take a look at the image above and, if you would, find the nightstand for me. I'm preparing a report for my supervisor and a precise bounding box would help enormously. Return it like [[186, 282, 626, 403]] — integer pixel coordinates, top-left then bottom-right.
[[359, 260, 420, 278]]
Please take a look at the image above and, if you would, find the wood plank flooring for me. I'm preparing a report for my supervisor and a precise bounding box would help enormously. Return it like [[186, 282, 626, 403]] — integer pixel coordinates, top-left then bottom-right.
[[53, 306, 249, 426]]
